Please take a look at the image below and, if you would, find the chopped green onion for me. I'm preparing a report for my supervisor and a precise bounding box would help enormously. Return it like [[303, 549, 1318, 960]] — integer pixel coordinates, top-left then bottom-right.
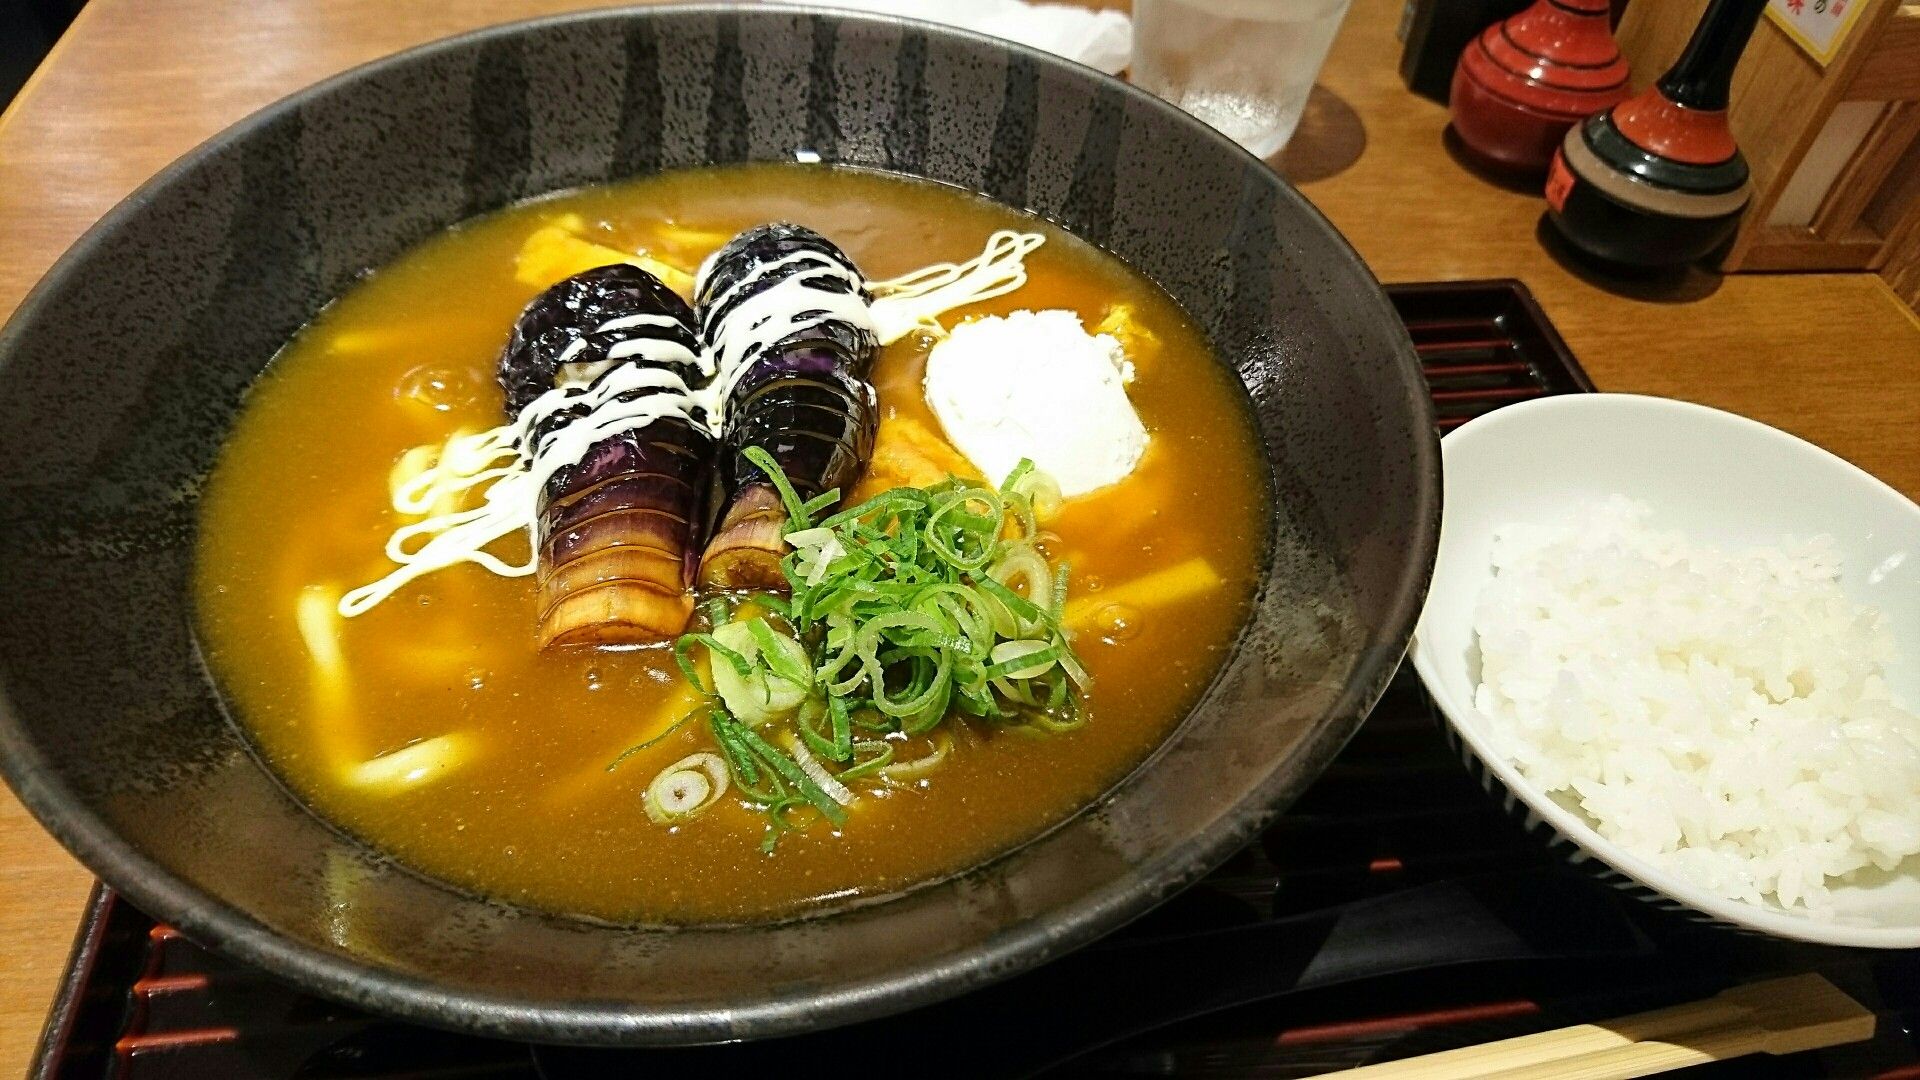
[[643, 752, 730, 824], [706, 620, 811, 724], [782, 731, 855, 807], [986, 640, 1059, 680], [976, 574, 1047, 629], [759, 797, 801, 853], [747, 618, 809, 687], [753, 593, 793, 619], [678, 632, 753, 682], [661, 456, 1089, 850], [707, 709, 769, 795], [827, 693, 853, 761], [1001, 458, 1035, 493], [607, 706, 703, 772], [673, 636, 712, 694], [795, 695, 844, 763], [836, 739, 896, 781], [744, 445, 815, 529], [799, 489, 842, 521], [1008, 463, 1064, 523], [878, 733, 952, 782], [732, 722, 848, 826]]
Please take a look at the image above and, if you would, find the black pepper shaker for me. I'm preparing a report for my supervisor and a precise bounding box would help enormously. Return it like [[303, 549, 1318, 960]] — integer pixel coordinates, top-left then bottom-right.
[[1398, 0, 1531, 102], [1544, 0, 1768, 268]]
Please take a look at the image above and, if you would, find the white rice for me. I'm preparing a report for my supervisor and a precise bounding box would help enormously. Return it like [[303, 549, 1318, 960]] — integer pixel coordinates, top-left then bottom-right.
[[1472, 496, 1920, 915]]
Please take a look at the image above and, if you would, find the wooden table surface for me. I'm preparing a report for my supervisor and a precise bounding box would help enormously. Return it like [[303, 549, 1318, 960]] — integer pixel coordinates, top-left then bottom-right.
[[1, 0, 1915, 1069]]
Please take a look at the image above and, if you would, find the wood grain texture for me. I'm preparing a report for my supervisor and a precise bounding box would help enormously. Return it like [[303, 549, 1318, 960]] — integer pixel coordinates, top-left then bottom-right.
[[1847, 3, 1920, 101], [1339, 974, 1873, 1079], [1734, 226, 1883, 271], [1868, 123, 1920, 305], [0, 0, 1916, 1070], [1812, 102, 1920, 243]]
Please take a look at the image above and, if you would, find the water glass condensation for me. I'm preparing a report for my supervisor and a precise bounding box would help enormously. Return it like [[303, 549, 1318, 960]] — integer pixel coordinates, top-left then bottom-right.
[[1131, 0, 1353, 159]]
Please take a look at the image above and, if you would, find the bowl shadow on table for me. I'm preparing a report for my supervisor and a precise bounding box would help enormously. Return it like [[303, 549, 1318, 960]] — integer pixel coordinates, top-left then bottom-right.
[[1441, 124, 1551, 196], [1533, 216, 1725, 305], [1271, 85, 1366, 185], [1435, 123, 1725, 305]]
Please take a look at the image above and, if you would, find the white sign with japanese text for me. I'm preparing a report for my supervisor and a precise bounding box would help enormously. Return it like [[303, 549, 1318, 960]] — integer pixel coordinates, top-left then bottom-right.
[[1766, 0, 1871, 65]]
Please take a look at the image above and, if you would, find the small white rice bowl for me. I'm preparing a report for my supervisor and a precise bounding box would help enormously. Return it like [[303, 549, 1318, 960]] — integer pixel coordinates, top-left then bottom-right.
[[1471, 495, 1919, 915], [1414, 394, 1920, 946]]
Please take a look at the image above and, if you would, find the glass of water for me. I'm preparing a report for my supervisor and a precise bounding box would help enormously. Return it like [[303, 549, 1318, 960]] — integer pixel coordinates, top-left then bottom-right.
[[1131, 0, 1354, 159]]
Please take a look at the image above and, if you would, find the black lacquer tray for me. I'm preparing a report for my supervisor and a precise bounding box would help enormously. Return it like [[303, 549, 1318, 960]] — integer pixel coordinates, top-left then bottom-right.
[[33, 281, 1920, 1080]]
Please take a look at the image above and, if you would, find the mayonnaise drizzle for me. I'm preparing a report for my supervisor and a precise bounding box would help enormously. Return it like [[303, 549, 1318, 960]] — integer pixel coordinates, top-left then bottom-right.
[[868, 230, 1047, 342], [338, 230, 1046, 618], [695, 247, 873, 430], [338, 348, 701, 617]]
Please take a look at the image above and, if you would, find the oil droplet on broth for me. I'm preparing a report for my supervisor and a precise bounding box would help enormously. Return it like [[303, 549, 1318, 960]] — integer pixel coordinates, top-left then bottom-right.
[[396, 362, 491, 415], [1095, 602, 1141, 644]]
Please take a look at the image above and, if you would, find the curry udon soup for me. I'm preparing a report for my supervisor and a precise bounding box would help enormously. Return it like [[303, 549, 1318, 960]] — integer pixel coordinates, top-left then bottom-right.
[[195, 164, 1269, 923]]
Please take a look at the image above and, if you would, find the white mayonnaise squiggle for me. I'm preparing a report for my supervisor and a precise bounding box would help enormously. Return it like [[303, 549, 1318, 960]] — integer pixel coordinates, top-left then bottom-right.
[[338, 344, 702, 616], [695, 247, 874, 430], [867, 230, 1046, 342], [338, 230, 1047, 618]]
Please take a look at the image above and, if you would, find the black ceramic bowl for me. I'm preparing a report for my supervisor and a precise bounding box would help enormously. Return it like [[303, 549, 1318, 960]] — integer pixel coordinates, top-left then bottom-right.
[[0, 6, 1436, 1045]]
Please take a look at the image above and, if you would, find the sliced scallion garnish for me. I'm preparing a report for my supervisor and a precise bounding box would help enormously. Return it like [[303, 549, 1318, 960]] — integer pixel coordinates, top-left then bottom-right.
[[665, 457, 1088, 849], [643, 752, 730, 824]]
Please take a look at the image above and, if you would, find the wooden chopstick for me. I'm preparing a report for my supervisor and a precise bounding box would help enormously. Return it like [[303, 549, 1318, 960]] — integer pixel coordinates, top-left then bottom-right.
[[1325, 973, 1874, 1080]]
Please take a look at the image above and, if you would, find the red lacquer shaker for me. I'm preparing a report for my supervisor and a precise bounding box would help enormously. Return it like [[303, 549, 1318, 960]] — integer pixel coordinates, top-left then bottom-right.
[[1449, 0, 1632, 174]]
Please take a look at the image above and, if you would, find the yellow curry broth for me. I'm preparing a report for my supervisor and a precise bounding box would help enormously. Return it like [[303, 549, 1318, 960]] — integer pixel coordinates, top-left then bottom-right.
[[195, 165, 1268, 922]]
